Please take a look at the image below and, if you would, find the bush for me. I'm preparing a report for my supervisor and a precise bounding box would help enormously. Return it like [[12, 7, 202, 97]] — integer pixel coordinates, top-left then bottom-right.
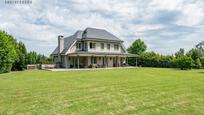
[[175, 56, 194, 70], [193, 58, 202, 69]]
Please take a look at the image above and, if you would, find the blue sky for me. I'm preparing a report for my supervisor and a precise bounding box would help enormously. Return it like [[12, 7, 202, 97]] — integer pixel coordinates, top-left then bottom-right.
[[0, 0, 204, 56]]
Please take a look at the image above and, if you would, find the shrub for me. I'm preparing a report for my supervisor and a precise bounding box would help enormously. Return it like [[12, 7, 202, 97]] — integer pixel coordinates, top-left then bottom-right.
[[175, 56, 194, 70]]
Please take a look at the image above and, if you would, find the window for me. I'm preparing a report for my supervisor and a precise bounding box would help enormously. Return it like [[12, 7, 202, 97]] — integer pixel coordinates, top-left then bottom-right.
[[91, 57, 97, 64], [94, 57, 97, 64], [101, 43, 104, 49], [107, 44, 110, 50], [76, 42, 81, 49], [114, 44, 119, 50], [90, 42, 96, 49]]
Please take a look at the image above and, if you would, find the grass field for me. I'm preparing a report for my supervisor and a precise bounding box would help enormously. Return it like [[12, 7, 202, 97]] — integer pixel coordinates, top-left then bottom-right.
[[0, 68, 204, 115]]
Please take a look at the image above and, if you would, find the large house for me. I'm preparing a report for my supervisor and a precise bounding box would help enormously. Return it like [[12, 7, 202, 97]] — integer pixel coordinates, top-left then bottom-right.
[[51, 27, 136, 68]]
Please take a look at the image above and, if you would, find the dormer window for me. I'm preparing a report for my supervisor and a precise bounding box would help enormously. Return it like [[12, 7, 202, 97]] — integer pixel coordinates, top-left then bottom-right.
[[76, 42, 81, 49], [90, 42, 96, 49]]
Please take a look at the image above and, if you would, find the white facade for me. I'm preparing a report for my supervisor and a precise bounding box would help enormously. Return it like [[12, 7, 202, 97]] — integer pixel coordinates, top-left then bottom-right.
[[68, 41, 126, 54], [51, 28, 132, 68]]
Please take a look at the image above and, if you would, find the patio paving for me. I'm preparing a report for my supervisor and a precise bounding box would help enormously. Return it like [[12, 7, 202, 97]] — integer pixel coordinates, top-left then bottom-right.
[[47, 67, 137, 71]]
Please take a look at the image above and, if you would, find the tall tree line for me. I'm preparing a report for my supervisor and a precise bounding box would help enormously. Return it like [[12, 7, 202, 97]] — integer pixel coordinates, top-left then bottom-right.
[[128, 38, 204, 70], [0, 30, 53, 73]]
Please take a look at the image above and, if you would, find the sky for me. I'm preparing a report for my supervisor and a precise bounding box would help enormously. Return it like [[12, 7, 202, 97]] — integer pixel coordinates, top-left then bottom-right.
[[0, 0, 204, 56]]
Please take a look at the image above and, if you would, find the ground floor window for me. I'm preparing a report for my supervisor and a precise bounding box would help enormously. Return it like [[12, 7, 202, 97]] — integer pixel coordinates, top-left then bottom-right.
[[91, 57, 97, 64]]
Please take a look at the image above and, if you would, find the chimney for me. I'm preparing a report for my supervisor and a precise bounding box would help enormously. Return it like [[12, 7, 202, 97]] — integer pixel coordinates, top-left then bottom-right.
[[57, 35, 64, 66], [58, 35, 64, 53]]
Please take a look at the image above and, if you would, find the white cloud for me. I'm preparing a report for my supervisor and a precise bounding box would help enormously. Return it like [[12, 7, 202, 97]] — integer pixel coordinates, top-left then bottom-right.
[[0, 0, 204, 55]]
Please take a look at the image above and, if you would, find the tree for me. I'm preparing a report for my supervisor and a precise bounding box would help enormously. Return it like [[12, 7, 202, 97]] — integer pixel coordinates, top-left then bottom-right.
[[0, 31, 17, 73], [200, 57, 204, 68], [12, 42, 27, 71], [0, 30, 54, 73], [26, 51, 53, 65], [186, 48, 203, 61], [139, 52, 175, 68], [37, 54, 53, 64], [193, 58, 202, 69], [175, 48, 185, 58], [175, 56, 194, 70], [196, 41, 204, 53], [26, 51, 38, 64], [128, 39, 147, 55]]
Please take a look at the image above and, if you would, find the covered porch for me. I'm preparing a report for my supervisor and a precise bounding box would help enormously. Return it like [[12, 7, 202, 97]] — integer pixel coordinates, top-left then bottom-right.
[[61, 52, 137, 68]]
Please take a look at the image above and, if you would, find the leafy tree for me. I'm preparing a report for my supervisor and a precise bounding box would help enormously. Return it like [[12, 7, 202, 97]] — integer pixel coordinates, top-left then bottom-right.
[[128, 39, 147, 55], [139, 52, 175, 68], [0, 31, 17, 73], [37, 54, 53, 64], [26, 51, 53, 64], [26, 51, 38, 64], [12, 42, 27, 71], [196, 41, 204, 53], [175, 48, 185, 58], [0, 30, 54, 73], [127, 39, 147, 66], [186, 48, 203, 60], [175, 56, 194, 70], [193, 58, 202, 69], [200, 57, 204, 68]]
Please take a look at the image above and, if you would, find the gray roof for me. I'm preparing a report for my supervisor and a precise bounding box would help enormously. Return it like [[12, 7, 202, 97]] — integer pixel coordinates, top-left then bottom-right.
[[82, 28, 122, 41], [51, 31, 82, 55], [51, 27, 123, 55], [61, 31, 84, 54]]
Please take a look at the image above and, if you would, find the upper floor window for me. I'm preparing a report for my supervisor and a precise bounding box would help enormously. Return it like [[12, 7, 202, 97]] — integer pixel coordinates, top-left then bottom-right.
[[76, 42, 81, 49], [114, 44, 119, 50], [90, 42, 96, 49], [107, 44, 110, 50], [101, 43, 104, 49]]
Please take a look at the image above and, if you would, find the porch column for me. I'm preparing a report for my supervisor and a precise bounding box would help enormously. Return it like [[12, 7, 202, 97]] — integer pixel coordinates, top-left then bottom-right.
[[115, 56, 117, 67], [73, 57, 76, 68], [64, 55, 68, 68], [116, 56, 119, 67], [126, 56, 128, 66], [105, 56, 107, 67], [91, 56, 93, 64], [77, 55, 79, 69], [135, 57, 138, 67]]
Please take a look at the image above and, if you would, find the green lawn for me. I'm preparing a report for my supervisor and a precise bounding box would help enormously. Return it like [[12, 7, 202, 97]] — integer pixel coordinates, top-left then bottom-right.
[[0, 68, 204, 115]]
